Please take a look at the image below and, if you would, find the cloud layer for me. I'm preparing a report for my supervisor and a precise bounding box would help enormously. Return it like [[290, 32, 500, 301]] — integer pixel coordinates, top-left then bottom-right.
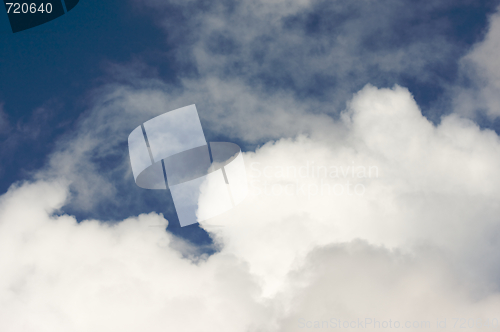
[[2, 0, 500, 331], [2, 84, 500, 331]]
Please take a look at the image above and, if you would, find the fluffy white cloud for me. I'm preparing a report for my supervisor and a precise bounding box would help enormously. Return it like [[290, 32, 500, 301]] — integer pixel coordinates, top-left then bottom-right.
[[0, 181, 272, 332], [202, 85, 500, 297], [277, 241, 500, 332], [1, 84, 500, 331]]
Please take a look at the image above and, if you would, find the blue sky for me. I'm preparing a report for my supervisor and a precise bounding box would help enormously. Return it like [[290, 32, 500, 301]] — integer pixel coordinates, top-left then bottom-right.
[[0, 0, 169, 190], [0, 0, 207, 242], [2, 0, 500, 330]]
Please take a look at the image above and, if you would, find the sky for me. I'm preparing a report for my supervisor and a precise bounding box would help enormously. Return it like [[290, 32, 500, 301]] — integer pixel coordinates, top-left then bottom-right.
[[1, 0, 500, 331]]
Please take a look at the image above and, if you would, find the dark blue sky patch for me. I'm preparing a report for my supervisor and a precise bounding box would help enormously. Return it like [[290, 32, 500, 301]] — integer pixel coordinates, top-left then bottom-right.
[[0, 0, 172, 127], [0, 0, 174, 193]]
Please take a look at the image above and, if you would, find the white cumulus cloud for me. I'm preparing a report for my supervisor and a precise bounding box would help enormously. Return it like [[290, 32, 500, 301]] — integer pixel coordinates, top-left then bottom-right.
[[1, 85, 500, 331]]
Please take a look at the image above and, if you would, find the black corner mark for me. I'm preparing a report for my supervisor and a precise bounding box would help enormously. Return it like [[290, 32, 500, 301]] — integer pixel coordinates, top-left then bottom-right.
[[3, 0, 79, 33], [4, 1, 64, 33]]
